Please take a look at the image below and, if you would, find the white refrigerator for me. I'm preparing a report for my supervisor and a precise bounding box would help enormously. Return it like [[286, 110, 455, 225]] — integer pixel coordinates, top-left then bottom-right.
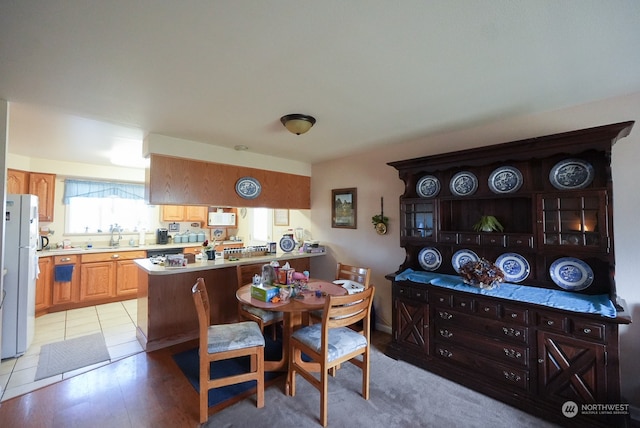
[[2, 194, 39, 359]]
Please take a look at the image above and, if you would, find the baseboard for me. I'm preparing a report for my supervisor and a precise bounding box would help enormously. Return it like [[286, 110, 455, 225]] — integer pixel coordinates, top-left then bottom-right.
[[376, 322, 391, 335]]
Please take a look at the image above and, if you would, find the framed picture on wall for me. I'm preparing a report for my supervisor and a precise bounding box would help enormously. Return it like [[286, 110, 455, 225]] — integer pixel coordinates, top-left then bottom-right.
[[332, 188, 357, 229], [274, 209, 289, 226]]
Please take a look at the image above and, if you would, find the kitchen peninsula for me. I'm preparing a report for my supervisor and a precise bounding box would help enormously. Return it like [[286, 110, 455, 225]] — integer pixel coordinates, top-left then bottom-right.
[[134, 251, 323, 351]]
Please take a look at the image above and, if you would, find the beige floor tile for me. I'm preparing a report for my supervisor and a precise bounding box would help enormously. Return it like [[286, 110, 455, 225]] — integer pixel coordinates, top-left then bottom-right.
[[108, 340, 144, 361], [2, 375, 62, 401], [35, 311, 66, 324], [66, 315, 99, 328], [65, 324, 102, 339], [13, 354, 39, 371], [6, 365, 37, 388], [32, 330, 65, 346], [103, 330, 137, 347], [0, 373, 11, 396], [0, 359, 17, 375], [65, 306, 97, 320], [99, 316, 133, 329], [102, 323, 136, 336], [34, 318, 66, 333]]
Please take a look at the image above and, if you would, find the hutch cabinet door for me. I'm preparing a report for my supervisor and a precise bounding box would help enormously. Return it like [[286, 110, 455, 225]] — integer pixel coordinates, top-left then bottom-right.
[[394, 297, 429, 354], [537, 331, 606, 403]]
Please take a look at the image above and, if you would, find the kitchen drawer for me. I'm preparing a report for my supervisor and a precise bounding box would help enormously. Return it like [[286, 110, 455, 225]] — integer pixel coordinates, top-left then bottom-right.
[[431, 291, 453, 307], [434, 342, 529, 391], [81, 250, 146, 263], [572, 320, 606, 342], [54, 255, 79, 265], [536, 312, 568, 333], [458, 233, 480, 246], [452, 295, 474, 313], [433, 323, 529, 367], [439, 232, 457, 244], [480, 234, 505, 247], [434, 308, 529, 344], [506, 234, 533, 248], [396, 284, 413, 299], [411, 287, 428, 302], [476, 300, 500, 319], [502, 305, 529, 325]]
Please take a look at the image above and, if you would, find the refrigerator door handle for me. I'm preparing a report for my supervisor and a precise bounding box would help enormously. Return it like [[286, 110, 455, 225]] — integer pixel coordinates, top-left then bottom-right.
[[0, 289, 5, 309]]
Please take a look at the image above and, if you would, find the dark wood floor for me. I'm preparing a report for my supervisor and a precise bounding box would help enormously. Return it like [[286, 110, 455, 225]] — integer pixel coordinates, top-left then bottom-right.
[[0, 330, 392, 427]]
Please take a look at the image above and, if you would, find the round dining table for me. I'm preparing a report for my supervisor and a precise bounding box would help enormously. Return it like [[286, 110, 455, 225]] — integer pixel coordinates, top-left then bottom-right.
[[236, 280, 347, 394]]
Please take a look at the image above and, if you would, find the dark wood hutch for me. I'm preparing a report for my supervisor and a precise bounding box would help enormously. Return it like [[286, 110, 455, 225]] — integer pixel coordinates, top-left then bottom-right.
[[386, 122, 634, 427]]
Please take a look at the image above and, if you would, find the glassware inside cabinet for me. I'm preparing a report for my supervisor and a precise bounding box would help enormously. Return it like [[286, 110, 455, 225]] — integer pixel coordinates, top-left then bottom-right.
[[541, 193, 606, 249], [402, 200, 435, 238]]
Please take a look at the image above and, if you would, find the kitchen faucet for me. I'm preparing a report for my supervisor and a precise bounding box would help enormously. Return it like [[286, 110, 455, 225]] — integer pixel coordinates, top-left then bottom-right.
[[110, 224, 122, 247]]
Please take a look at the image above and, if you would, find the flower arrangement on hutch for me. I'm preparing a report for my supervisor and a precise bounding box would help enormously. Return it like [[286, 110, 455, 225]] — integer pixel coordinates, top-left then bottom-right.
[[458, 258, 504, 289]]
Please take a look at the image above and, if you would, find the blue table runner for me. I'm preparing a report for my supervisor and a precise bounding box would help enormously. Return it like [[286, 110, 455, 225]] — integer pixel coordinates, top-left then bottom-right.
[[395, 268, 617, 318]]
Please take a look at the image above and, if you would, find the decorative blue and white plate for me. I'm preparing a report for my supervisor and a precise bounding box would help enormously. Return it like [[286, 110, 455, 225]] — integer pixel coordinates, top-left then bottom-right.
[[452, 249, 479, 272], [495, 253, 530, 283], [416, 175, 440, 198], [235, 176, 262, 199], [549, 257, 594, 291], [450, 171, 478, 196], [488, 166, 523, 194], [279, 235, 296, 253], [549, 159, 594, 190], [213, 228, 224, 239], [418, 247, 442, 271]]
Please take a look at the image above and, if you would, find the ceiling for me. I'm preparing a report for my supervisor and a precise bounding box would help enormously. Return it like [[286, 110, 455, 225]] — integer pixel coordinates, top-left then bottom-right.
[[2, 1, 640, 168]]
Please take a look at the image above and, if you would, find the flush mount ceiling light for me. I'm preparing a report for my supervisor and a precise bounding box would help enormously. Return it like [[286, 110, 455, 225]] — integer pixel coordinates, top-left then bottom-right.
[[280, 114, 316, 135]]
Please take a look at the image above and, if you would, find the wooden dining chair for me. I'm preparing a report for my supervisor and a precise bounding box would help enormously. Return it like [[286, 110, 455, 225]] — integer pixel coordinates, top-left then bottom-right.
[[191, 277, 265, 424], [236, 264, 283, 340], [288, 286, 375, 427], [307, 262, 372, 325]]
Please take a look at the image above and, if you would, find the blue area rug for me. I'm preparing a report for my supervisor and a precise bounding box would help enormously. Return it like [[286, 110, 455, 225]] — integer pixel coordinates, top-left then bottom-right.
[[173, 335, 284, 408]]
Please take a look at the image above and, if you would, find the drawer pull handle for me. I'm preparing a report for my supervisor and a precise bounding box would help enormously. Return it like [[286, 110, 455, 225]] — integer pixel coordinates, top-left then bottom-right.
[[439, 311, 453, 320], [415, 292, 422, 298], [484, 307, 490, 312], [460, 302, 466, 307], [503, 371, 522, 382], [502, 327, 521, 337], [516, 240, 523, 244], [439, 329, 453, 338], [111, 254, 120, 259], [546, 320, 555, 326], [438, 349, 452, 358], [511, 313, 518, 318], [503, 348, 522, 359], [439, 297, 445, 302], [60, 257, 71, 262], [583, 328, 591, 334], [538, 358, 544, 364]]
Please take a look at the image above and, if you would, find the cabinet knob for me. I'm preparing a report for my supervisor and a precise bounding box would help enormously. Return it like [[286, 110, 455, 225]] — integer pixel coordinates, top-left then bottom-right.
[[583, 328, 591, 334], [460, 302, 466, 307], [111, 254, 120, 259], [538, 359, 544, 364], [439, 329, 453, 338], [438, 348, 453, 358], [511, 313, 517, 318], [484, 307, 490, 312], [439, 311, 453, 320], [516, 240, 523, 244], [546, 320, 554, 326]]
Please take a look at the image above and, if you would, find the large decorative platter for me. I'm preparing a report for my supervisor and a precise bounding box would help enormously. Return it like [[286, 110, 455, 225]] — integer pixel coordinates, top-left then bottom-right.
[[449, 171, 478, 196], [452, 249, 479, 272], [416, 175, 441, 198], [235, 176, 262, 199], [549, 257, 594, 291], [488, 166, 523, 194], [418, 247, 442, 271], [279, 235, 296, 253], [495, 252, 530, 283], [549, 159, 594, 190]]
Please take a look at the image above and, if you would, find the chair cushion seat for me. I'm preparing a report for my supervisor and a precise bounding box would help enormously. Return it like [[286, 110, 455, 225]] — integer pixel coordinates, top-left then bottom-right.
[[241, 305, 283, 323], [291, 324, 367, 362], [207, 321, 265, 354]]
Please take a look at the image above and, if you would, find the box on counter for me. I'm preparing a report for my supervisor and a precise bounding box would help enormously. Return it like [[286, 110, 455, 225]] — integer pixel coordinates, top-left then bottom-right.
[[251, 284, 279, 302], [278, 268, 295, 285]]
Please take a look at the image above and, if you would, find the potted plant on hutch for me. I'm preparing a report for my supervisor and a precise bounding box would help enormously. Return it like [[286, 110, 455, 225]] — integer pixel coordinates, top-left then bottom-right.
[[472, 215, 504, 233]]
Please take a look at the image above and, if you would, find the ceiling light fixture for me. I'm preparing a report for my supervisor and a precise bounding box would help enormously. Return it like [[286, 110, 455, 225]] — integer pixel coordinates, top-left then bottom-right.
[[280, 114, 316, 135]]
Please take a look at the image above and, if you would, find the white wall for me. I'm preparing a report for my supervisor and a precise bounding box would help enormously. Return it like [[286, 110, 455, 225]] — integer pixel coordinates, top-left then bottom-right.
[[309, 92, 640, 408]]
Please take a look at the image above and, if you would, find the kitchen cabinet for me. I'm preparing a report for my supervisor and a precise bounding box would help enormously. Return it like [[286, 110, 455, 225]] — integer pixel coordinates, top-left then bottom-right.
[[161, 205, 208, 223], [29, 172, 56, 222], [80, 250, 146, 303], [6, 169, 56, 222], [7, 168, 29, 194], [387, 122, 634, 428], [35, 256, 53, 315], [52, 255, 80, 308]]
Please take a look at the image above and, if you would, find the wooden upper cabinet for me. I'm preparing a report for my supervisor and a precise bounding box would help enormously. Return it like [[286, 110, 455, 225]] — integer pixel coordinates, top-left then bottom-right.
[[161, 205, 208, 222], [7, 169, 29, 194], [147, 154, 311, 209], [29, 172, 56, 222]]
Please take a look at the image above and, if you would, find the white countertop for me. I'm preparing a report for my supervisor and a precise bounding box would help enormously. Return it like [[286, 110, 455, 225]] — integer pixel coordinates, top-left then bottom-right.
[[37, 242, 205, 257], [134, 251, 325, 275]]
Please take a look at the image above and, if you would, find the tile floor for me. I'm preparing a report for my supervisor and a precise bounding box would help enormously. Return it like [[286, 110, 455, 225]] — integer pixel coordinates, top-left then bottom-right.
[[0, 299, 143, 402]]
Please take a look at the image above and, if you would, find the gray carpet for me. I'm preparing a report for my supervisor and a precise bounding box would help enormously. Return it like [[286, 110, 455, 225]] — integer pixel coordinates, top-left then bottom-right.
[[205, 346, 560, 428], [35, 332, 111, 380]]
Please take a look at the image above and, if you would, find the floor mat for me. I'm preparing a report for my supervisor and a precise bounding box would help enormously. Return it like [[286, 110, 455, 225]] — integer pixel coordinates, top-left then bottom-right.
[[35, 332, 110, 380]]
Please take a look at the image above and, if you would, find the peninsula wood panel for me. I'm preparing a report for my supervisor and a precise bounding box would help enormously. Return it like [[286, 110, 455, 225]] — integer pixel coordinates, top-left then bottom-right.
[[146, 154, 310, 208]]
